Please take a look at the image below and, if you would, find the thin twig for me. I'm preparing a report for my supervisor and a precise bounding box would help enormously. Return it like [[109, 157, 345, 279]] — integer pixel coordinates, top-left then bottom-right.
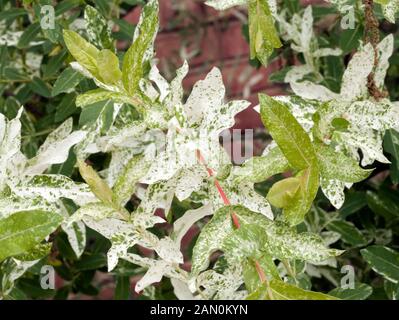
[[363, 0, 388, 100]]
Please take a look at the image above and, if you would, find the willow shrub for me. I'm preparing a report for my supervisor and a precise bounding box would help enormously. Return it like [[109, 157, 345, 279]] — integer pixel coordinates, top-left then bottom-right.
[[0, 0, 398, 300]]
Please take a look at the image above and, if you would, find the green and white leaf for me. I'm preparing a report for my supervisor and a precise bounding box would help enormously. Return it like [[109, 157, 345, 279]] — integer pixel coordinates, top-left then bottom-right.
[[11, 175, 96, 207], [84, 5, 114, 50], [329, 283, 373, 300], [191, 206, 342, 275], [380, 0, 399, 23], [361, 245, 399, 283], [52, 67, 84, 96], [1, 258, 41, 297], [248, 0, 282, 66], [247, 279, 339, 300], [232, 146, 290, 183], [0, 210, 63, 261], [315, 143, 372, 183], [122, 0, 159, 96], [195, 263, 247, 300]]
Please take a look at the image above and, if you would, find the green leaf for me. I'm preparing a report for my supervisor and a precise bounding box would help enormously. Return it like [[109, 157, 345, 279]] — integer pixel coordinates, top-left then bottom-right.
[[0, 210, 63, 261], [339, 24, 363, 54], [112, 154, 150, 206], [55, 93, 78, 122], [284, 167, 320, 226], [122, 0, 159, 96], [52, 67, 84, 96], [97, 49, 122, 85], [55, 0, 83, 15], [375, 0, 390, 5], [248, 0, 281, 66], [112, 19, 135, 41], [327, 220, 368, 247], [267, 176, 301, 209], [17, 22, 41, 49], [361, 245, 399, 283], [384, 129, 399, 184], [233, 147, 290, 183], [114, 276, 130, 300], [222, 224, 267, 263], [315, 143, 372, 183], [63, 30, 100, 79], [92, 0, 111, 18], [3, 68, 29, 81], [43, 50, 68, 78], [259, 94, 318, 170], [366, 190, 399, 220], [339, 191, 367, 218], [78, 100, 114, 128], [77, 159, 114, 206], [28, 77, 52, 98], [0, 8, 27, 21], [75, 253, 107, 271], [76, 89, 131, 107], [247, 279, 339, 300], [243, 254, 280, 293], [329, 283, 373, 300], [15, 243, 52, 261], [384, 280, 399, 300]]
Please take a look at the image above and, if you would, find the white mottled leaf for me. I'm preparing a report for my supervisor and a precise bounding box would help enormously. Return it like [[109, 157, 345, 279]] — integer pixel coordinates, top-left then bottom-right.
[[62, 220, 86, 259], [340, 43, 374, 101], [335, 129, 390, 166], [154, 237, 183, 264], [149, 64, 170, 102], [83, 217, 158, 271], [173, 203, 213, 245], [381, 0, 399, 23], [320, 178, 346, 209], [0, 193, 57, 220], [284, 65, 313, 83], [313, 48, 342, 58], [205, 0, 247, 10], [184, 67, 225, 127], [375, 34, 394, 89], [165, 61, 189, 115], [122, 253, 188, 293], [290, 81, 339, 102], [299, 6, 313, 53], [26, 118, 86, 174], [171, 278, 197, 300], [195, 263, 246, 300], [1, 258, 40, 296], [135, 260, 171, 292], [69, 202, 126, 224]]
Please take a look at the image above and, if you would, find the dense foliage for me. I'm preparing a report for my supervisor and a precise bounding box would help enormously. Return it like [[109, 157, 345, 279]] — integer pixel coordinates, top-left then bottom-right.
[[0, 0, 398, 300]]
